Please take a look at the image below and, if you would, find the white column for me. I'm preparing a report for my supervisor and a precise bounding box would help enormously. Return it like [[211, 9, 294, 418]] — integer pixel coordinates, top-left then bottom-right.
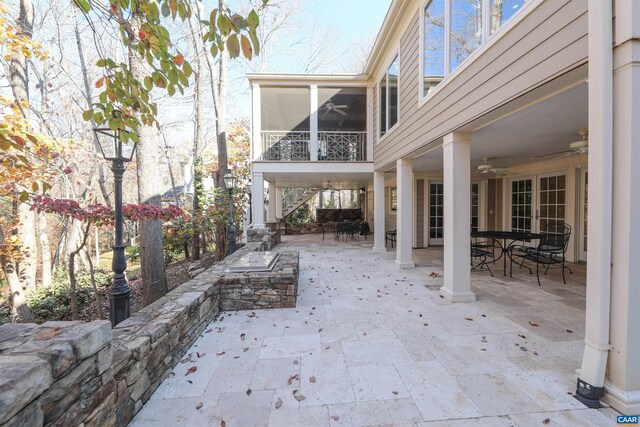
[[251, 172, 266, 229], [251, 84, 261, 161], [577, 0, 614, 409], [395, 159, 414, 268], [599, 0, 640, 414], [440, 132, 475, 302], [310, 84, 319, 161], [373, 171, 386, 252], [366, 85, 374, 161], [275, 187, 283, 219], [267, 181, 276, 223]]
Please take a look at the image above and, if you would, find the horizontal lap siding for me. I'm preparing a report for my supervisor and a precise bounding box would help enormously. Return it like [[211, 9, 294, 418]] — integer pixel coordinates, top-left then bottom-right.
[[374, 0, 588, 168]]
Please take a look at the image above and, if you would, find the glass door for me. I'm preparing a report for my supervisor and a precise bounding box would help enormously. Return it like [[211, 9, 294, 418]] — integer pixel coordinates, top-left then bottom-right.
[[510, 178, 533, 233], [579, 169, 588, 261], [537, 173, 566, 232], [428, 182, 444, 245]]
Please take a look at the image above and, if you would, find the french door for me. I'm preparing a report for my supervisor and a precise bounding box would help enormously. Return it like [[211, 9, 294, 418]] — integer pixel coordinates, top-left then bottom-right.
[[428, 182, 444, 245], [509, 173, 567, 234], [578, 169, 588, 261]]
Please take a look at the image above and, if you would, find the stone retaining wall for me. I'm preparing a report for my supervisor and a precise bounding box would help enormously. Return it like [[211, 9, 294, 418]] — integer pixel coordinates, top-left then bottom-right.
[[247, 228, 280, 249], [0, 241, 298, 427]]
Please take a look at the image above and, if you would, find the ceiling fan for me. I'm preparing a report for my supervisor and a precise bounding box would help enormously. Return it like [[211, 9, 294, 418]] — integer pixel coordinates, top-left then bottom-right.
[[320, 101, 348, 117], [530, 130, 588, 163], [473, 158, 513, 176]]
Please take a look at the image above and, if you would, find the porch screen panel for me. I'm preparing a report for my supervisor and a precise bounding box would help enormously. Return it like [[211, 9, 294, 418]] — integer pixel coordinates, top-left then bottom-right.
[[318, 87, 367, 161], [423, 0, 445, 96], [511, 178, 532, 233], [489, 0, 525, 34], [450, 0, 483, 72], [538, 175, 566, 231], [260, 87, 310, 161]]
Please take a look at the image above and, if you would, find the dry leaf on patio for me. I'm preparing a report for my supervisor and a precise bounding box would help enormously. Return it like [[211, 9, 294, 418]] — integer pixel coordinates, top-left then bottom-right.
[[246, 388, 252, 396], [520, 346, 528, 352], [287, 374, 299, 385], [566, 329, 573, 333], [543, 418, 551, 424], [331, 416, 340, 421], [529, 321, 540, 327], [275, 398, 283, 409], [221, 420, 226, 427], [216, 351, 225, 356], [464, 317, 474, 321], [240, 333, 246, 340], [518, 334, 527, 339], [533, 351, 539, 356], [309, 376, 316, 383], [293, 360, 299, 365], [243, 347, 249, 352], [197, 352, 205, 358], [293, 391, 306, 401], [196, 402, 203, 410], [429, 272, 441, 278], [186, 366, 197, 376]]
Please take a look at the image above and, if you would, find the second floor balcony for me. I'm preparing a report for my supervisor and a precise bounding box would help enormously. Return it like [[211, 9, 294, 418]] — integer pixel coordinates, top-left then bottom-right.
[[261, 130, 367, 162]]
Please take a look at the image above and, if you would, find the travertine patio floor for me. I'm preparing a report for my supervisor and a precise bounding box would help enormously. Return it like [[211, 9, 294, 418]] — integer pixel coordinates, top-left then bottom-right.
[[130, 234, 617, 426]]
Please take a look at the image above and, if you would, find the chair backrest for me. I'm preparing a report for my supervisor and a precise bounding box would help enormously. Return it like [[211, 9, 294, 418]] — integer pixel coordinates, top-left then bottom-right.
[[539, 221, 571, 253]]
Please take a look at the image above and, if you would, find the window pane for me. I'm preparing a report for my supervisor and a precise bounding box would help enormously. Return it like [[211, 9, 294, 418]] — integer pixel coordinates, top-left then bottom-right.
[[490, 0, 525, 34], [450, 0, 483, 72], [423, 0, 445, 96], [379, 76, 387, 136], [388, 56, 399, 129]]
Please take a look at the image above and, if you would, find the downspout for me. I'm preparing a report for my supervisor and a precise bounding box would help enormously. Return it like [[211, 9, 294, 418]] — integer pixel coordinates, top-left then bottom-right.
[[575, 0, 613, 408]]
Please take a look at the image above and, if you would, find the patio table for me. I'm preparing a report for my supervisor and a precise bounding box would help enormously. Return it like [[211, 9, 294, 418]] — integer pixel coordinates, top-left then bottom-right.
[[471, 230, 544, 276]]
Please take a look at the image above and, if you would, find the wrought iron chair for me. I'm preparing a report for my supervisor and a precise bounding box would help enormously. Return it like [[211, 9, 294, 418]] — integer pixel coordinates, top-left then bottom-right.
[[511, 221, 572, 286], [385, 229, 397, 248], [471, 237, 494, 276]]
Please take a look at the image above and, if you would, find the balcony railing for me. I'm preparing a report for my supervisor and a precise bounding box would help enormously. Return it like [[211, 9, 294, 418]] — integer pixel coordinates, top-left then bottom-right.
[[261, 131, 311, 161], [318, 131, 366, 161], [260, 131, 367, 162]]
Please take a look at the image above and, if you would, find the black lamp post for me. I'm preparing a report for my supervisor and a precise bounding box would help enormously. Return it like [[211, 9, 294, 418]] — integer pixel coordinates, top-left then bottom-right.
[[94, 125, 137, 327], [224, 170, 237, 255]]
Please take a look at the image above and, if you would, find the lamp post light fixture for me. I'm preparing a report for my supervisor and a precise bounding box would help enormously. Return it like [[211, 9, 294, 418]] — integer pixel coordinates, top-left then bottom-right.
[[223, 170, 237, 255], [94, 125, 137, 327]]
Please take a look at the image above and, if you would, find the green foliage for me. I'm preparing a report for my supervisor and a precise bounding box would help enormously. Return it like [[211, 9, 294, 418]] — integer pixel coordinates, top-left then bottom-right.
[[75, 0, 263, 141], [27, 270, 111, 324], [286, 202, 313, 224]]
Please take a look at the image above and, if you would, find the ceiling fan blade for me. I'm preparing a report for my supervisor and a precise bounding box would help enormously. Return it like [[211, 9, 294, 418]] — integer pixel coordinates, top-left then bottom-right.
[[540, 153, 573, 165], [530, 150, 572, 160], [335, 109, 348, 116], [334, 105, 348, 109]]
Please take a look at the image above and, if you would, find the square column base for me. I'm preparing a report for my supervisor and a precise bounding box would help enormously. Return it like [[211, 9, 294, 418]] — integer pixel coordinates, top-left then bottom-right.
[[372, 247, 387, 253], [603, 383, 640, 415], [395, 260, 415, 269], [439, 287, 476, 303]]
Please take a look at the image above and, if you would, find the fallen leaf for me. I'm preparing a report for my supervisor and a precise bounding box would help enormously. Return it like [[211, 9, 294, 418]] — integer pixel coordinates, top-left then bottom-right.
[[205, 328, 213, 333], [520, 346, 528, 352], [481, 314, 487, 318], [543, 418, 550, 424], [216, 351, 225, 356], [243, 347, 249, 352], [221, 420, 226, 427], [309, 376, 316, 383], [533, 351, 539, 356], [392, 391, 399, 395], [465, 317, 474, 321], [566, 329, 573, 333], [197, 352, 205, 358], [246, 388, 252, 396], [240, 333, 246, 340], [35, 327, 63, 340], [529, 321, 540, 327], [287, 374, 299, 386], [423, 323, 429, 326], [275, 398, 283, 409], [196, 402, 203, 410], [293, 392, 306, 401], [293, 360, 299, 365], [186, 366, 197, 376], [518, 334, 527, 339], [362, 331, 368, 336], [331, 415, 339, 421], [187, 380, 193, 384]]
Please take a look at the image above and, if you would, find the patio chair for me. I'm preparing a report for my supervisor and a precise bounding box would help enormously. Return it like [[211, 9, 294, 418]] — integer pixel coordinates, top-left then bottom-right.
[[511, 221, 572, 286], [471, 238, 494, 276], [385, 229, 397, 248]]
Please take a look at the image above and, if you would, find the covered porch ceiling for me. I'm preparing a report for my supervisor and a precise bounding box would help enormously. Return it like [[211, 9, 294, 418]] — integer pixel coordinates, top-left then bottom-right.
[[409, 81, 588, 172], [261, 171, 373, 190]]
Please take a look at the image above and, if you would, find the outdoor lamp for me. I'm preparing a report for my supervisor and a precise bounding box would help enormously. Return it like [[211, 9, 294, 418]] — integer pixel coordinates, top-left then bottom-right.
[[224, 170, 237, 255], [94, 124, 137, 327]]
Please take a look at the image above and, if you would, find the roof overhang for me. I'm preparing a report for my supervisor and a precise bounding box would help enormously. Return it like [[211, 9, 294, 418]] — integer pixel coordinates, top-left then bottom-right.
[[246, 73, 369, 85]]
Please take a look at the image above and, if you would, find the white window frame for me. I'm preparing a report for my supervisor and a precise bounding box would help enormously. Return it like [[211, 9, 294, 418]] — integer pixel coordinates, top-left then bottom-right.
[[418, 0, 540, 105], [377, 50, 401, 143]]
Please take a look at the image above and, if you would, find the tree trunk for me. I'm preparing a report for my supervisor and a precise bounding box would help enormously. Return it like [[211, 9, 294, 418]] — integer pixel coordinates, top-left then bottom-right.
[[0, 227, 34, 322], [73, 9, 112, 207], [188, 9, 206, 260], [129, 17, 168, 304], [16, 204, 38, 292], [38, 212, 52, 287]]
